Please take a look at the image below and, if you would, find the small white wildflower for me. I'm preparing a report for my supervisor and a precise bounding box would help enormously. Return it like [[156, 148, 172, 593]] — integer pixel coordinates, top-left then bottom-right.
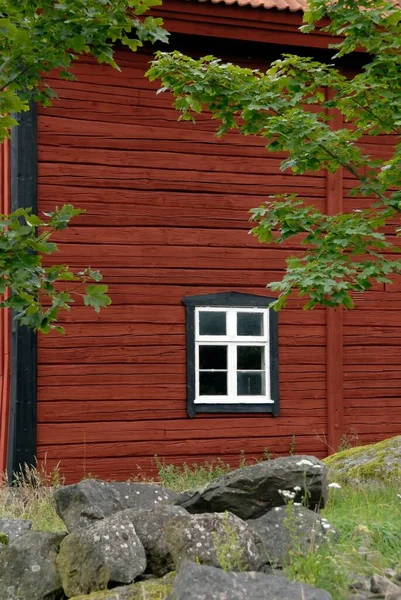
[[293, 486, 301, 492], [328, 482, 341, 489], [397, 494, 401, 500], [279, 489, 296, 500]]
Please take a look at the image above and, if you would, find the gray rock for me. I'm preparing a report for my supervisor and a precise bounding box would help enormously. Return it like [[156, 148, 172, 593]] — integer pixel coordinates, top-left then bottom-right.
[[167, 561, 332, 600], [370, 574, 401, 597], [123, 504, 188, 576], [250, 505, 337, 567], [165, 511, 265, 572], [0, 530, 65, 600], [54, 479, 122, 531], [0, 518, 32, 544], [178, 455, 328, 519], [111, 481, 178, 510], [323, 436, 401, 485], [54, 478, 177, 532], [57, 511, 147, 597]]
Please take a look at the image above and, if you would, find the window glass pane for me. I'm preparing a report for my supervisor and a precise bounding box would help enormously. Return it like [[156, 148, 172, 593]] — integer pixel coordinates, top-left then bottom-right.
[[237, 346, 264, 370], [237, 312, 264, 336], [199, 311, 226, 336], [199, 345, 227, 370], [199, 372, 227, 395], [237, 372, 265, 396]]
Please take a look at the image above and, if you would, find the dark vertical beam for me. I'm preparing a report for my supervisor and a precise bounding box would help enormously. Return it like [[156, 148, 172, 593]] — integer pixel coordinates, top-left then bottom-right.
[[325, 90, 344, 455], [7, 103, 38, 476]]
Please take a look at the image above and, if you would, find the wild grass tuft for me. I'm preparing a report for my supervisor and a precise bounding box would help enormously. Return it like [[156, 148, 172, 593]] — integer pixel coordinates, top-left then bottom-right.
[[0, 462, 65, 532], [285, 484, 401, 599], [154, 456, 232, 492]]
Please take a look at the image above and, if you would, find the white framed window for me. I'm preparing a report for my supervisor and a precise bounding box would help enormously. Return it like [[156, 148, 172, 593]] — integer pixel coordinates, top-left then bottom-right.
[[182, 292, 279, 417], [195, 307, 271, 404]]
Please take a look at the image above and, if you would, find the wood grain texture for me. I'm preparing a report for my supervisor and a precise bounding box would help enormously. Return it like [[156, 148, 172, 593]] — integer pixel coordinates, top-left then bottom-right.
[[37, 47, 394, 482]]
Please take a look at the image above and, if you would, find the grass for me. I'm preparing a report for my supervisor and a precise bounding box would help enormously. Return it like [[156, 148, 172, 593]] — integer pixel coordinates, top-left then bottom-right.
[[0, 463, 65, 532], [154, 456, 233, 491], [284, 484, 401, 599], [1, 458, 401, 600]]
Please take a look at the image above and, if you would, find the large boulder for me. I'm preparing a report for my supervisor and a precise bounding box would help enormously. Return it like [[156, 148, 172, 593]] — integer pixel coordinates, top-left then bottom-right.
[[0, 530, 65, 600], [124, 505, 189, 576], [165, 511, 265, 572], [57, 511, 146, 597], [178, 455, 328, 519], [249, 505, 337, 567], [112, 482, 178, 510], [324, 436, 401, 484], [167, 561, 332, 600], [54, 479, 177, 531], [68, 573, 175, 600], [0, 518, 32, 544]]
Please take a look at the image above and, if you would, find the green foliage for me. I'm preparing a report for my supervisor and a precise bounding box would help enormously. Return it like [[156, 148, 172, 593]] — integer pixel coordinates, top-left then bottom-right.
[[0, 206, 111, 332], [0, 0, 168, 139], [212, 512, 249, 572], [286, 485, 401, 599], [0, 462, 65, 532], [0, 0, 168, 330], [148, 0, 401, 309], [154, 456, 232, 491]]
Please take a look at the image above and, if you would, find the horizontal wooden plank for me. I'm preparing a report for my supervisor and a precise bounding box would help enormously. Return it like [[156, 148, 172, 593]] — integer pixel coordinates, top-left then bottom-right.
[[42, 249, 293, 274], [38, 382, 325, 402], [344, 379, 401, 390], [37, 414, 327, 445], [36, 304, 325, 325], [39, 363, 187, 377], [344, 346, 401, 365], [38, 384, 185, 401], [38, 362, 324, 382], [39, 322, 325, 348], [38, 168, 324, 197], [342, 422, 401, 433], [343, 311, 401, 327], [39, 146, 297, 178], [51, 226, 262, 248], [36, 435, 326, 460], [38, 371, 325, 387], [38, 344, 325, 365], [37, 400, 325, 423]]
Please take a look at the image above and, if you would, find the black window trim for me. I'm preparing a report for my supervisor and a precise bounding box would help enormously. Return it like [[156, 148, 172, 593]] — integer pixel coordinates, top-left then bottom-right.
[[182, 291, 279, 418]]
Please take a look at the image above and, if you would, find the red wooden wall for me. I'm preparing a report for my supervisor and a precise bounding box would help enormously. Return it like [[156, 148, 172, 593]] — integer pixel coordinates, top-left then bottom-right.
[[34, 46, 401, 482]]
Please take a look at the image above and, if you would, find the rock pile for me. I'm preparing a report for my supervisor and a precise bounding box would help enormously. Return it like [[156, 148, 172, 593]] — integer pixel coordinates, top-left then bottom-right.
[[0, 455, 335, 600]]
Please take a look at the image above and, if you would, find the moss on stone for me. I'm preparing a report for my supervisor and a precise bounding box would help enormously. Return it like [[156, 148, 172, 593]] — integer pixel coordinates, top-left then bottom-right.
[[69, 573, 174, 600], [0, 533, 8, 545], [323, 436, 401, 483]]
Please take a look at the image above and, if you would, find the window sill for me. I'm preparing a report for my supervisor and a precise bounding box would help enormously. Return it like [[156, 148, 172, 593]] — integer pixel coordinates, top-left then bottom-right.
[[194, 397, 274, 404], [188, 402, 278, 417]]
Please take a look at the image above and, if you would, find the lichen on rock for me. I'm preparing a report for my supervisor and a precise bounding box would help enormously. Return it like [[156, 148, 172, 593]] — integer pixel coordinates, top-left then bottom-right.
[[323, 436, 401, 484]]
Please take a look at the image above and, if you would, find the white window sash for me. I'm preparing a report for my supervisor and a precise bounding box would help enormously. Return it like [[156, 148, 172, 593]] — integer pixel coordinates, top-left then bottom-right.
[[194, 306, 273, 404]]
